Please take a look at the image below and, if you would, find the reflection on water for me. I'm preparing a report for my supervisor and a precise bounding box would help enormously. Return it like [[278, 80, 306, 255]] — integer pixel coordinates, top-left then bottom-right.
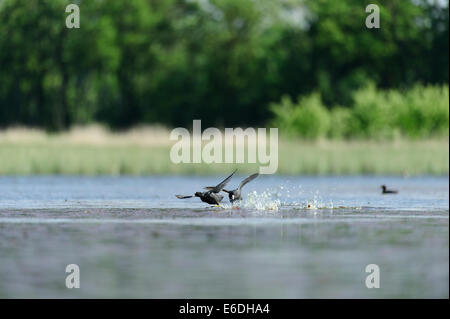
[[0, 176, 448, 298]]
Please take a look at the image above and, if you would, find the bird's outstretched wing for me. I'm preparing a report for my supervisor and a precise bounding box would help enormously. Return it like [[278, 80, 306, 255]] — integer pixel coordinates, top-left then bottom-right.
[[238, 173, 259, 190], [203, 186, 230, 193], [176, 195, 194, 199], [210, 169, 237, 193]]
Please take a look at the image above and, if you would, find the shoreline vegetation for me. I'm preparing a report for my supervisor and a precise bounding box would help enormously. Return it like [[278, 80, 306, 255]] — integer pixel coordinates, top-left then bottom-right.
[[0, 126, 448, 176], [1, 2, 447, 177], [270, 85, 449, 140], [1, 1, 448, 132]]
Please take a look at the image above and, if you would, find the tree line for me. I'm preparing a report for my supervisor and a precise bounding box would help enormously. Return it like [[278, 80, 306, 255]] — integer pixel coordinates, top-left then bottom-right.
[[0, 0, 448, 131]]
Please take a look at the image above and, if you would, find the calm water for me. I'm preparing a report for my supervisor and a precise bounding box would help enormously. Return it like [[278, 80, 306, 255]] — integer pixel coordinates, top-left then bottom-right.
[[0, 175, 448, 298]]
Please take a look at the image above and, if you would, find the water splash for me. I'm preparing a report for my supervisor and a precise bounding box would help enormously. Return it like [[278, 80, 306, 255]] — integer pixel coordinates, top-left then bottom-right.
[[235, 189, 282, 211], [258, 184, 334, 210], [246, 185, 335, 211], [289, 191, 335, 210], [220, 185, 338, 211]]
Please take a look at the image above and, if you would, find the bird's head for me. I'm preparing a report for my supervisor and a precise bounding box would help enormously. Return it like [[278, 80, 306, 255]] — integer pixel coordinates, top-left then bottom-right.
[[381, 185, 386, 191], [194, 192, 202, 197]]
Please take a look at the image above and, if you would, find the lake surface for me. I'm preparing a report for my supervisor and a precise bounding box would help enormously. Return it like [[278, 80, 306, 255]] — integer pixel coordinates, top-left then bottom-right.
[[0, 175, 448, 298]]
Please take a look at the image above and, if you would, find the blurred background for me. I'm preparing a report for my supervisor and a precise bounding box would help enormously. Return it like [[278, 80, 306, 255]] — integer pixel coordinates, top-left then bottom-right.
[[0, 0, 448, 175]]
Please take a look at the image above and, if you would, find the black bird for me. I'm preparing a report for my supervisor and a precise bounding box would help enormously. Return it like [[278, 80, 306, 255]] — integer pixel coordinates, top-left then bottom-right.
[[205, 173, 259, 203], [381, 185, 398, 194], [175, 170, 237, 205]]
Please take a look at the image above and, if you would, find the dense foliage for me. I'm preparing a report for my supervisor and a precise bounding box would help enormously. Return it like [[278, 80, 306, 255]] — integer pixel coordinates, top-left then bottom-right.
[[0, 0, 448, 132], [270, 84, 449, 139]]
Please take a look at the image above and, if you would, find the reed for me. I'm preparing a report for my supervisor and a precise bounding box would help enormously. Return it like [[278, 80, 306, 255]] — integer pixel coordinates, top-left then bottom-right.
[[0, 126, 447, 175]]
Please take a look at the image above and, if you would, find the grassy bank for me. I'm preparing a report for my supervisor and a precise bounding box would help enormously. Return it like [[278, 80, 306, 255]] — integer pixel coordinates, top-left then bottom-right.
[[0, 127, 448, 176]]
